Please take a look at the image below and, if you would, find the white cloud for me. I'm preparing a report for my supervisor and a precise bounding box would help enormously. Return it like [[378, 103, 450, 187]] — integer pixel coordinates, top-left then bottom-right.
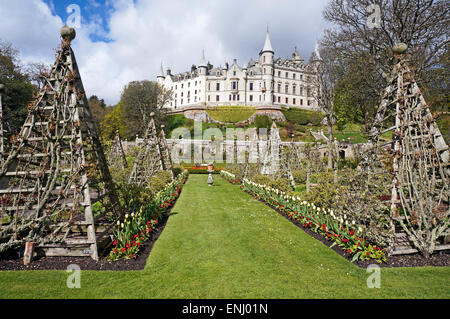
[[0, 0, 329, 105]]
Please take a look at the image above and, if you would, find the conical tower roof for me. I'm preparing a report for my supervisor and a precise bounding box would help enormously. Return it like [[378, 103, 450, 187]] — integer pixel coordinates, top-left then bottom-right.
[[261, 26, 274, 53], [199, 49, 207, 68]]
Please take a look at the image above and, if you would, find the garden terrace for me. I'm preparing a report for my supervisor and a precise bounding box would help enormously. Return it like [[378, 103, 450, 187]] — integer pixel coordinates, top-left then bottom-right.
[[0, 175, 448, 298]]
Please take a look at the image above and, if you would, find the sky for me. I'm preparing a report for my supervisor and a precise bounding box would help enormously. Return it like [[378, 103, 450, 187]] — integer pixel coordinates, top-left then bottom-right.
[[0, 0, 330, 105]]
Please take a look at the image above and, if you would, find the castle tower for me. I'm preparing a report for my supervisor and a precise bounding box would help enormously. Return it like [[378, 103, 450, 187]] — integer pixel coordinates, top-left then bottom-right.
[[259, 26, 274, 104], [157, 62, 165, 84], [198, 50, 208, 76]]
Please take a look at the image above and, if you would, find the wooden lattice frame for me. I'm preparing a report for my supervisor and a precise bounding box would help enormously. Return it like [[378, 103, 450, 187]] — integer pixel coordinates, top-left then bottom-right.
[[129, 114, 173, 186], [0, 27, 122, 260], [360, 45, 449, 256]]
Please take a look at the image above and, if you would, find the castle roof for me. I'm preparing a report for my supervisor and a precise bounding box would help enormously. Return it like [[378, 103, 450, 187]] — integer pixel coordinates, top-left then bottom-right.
[[261, 27, 274, 53]]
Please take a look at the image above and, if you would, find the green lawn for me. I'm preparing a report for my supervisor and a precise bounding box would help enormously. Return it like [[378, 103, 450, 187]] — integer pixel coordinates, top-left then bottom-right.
[[0, 174, 448, 298]]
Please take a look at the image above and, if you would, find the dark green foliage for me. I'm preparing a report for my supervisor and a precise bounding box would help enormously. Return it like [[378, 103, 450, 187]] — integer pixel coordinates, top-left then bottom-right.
[[281, 108, 325, 126], [292, 169, 307, 184], [253, 115, 273, 129]]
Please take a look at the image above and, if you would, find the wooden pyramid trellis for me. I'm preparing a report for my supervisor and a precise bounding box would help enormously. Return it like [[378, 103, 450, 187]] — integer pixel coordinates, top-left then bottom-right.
[[261, 122, 295, 188], [0, 84, 5, 163], [108, 131, 128, 170], [129, 114, 173, 186], [0, 26, 122, 260], [360, 44, 449, 256]]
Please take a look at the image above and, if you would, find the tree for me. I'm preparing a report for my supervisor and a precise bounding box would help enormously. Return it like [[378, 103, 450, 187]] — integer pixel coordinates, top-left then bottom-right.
[[100, 103, 127, 141], [322, 0, 449, 126], [88, 95, 108, 126], [120, 80, 172, 139], [310, 44, 338, 170], [0, 40, 34, 137], [25, 62, 49, 90]]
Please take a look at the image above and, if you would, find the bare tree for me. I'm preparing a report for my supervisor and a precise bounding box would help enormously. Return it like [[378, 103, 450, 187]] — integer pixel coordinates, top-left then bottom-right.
[[322, 0, 450, 125], [310, 43, 338, 170], [120, 80, 172, 139], [25, 62, 50, 90]]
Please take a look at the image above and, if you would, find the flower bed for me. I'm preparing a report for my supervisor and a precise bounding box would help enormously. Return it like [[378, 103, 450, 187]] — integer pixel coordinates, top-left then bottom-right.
[[220, 170, 241, 184], [109, 170, 189, 260], [241, 178, 386, 263]]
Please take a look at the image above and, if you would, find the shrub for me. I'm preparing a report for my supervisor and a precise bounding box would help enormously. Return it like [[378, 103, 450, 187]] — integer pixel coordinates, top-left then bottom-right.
[[253, 115, 273, 129], [292, 169, 307, 184], [172, 167, 183, 178], [206, 106, 256, 123], [281, 108, 325, 126], [252, 174, 273, 186]]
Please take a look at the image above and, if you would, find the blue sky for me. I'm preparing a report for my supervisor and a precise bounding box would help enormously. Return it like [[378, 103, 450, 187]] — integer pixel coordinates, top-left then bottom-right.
[[0, 0, 330, 105], [43, 0, 113, 42]]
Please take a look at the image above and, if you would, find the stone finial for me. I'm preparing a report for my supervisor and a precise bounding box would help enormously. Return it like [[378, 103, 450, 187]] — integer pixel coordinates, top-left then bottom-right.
[[60, 25, 76, 42], [393, 43, 407, 54], [0, 83, 5, 93]]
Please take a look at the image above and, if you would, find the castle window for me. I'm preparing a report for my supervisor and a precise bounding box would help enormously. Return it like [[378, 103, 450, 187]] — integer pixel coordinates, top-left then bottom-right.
[[263, 68, 266, 74], [233, 71, 236, 76], [249, 95, 253, 102], [300, 74, 303, 81], [249, 82, 254, 91], [293, 85, 296, 95], [181, 84, 184, 89], [263, 56, 266, 63], [277, 83, 281, 93], [277, 96, 281, 103], [293, 73, 296, 79], [285, 84, 289, 94], [293, 98, 296, 105], [229, 95, 232, 101], [307, 100, 311, 106], [300, 99, 303, 105], [237, 95, 240, 101], [175, 85, 177, 90], [286, 97, 289, 104], [181, 99, 183, 104], [195, 81, 197, 86], [216, 95, 219, 102], [181, 92, 183, 97], [195, 89, 197, 94], [188, 82, 191, 88], [216, 83, 220, 91], [300, 86, 303, 96], [232, 81, 237, 90], [285, 72, 288, 78], [217, 71, 220, 76], [208, 95, 211, 101], [208, 83, 211, 91], [232, 95, 236, 101], [278, 71, 281, 77]]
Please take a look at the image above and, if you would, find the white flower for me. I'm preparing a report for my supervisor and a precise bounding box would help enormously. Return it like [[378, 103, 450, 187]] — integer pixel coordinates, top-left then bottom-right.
[[117, 221, 120, 226], [131, 213, 135, 218], [352, 220, 356, 225], [121, 223, 124, 228], [125, 214, 129, 219]]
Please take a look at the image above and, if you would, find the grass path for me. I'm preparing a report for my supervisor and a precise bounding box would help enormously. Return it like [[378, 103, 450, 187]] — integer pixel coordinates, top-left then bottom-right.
[[0, 175, 449, 298]]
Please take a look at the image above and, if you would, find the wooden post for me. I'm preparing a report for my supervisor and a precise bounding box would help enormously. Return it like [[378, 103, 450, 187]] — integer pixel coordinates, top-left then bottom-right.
[[23, 242, 35, 265]]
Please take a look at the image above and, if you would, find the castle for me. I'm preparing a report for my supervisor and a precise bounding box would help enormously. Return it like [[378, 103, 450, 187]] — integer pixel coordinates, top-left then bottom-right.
[[157, 28, 319, 109]]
